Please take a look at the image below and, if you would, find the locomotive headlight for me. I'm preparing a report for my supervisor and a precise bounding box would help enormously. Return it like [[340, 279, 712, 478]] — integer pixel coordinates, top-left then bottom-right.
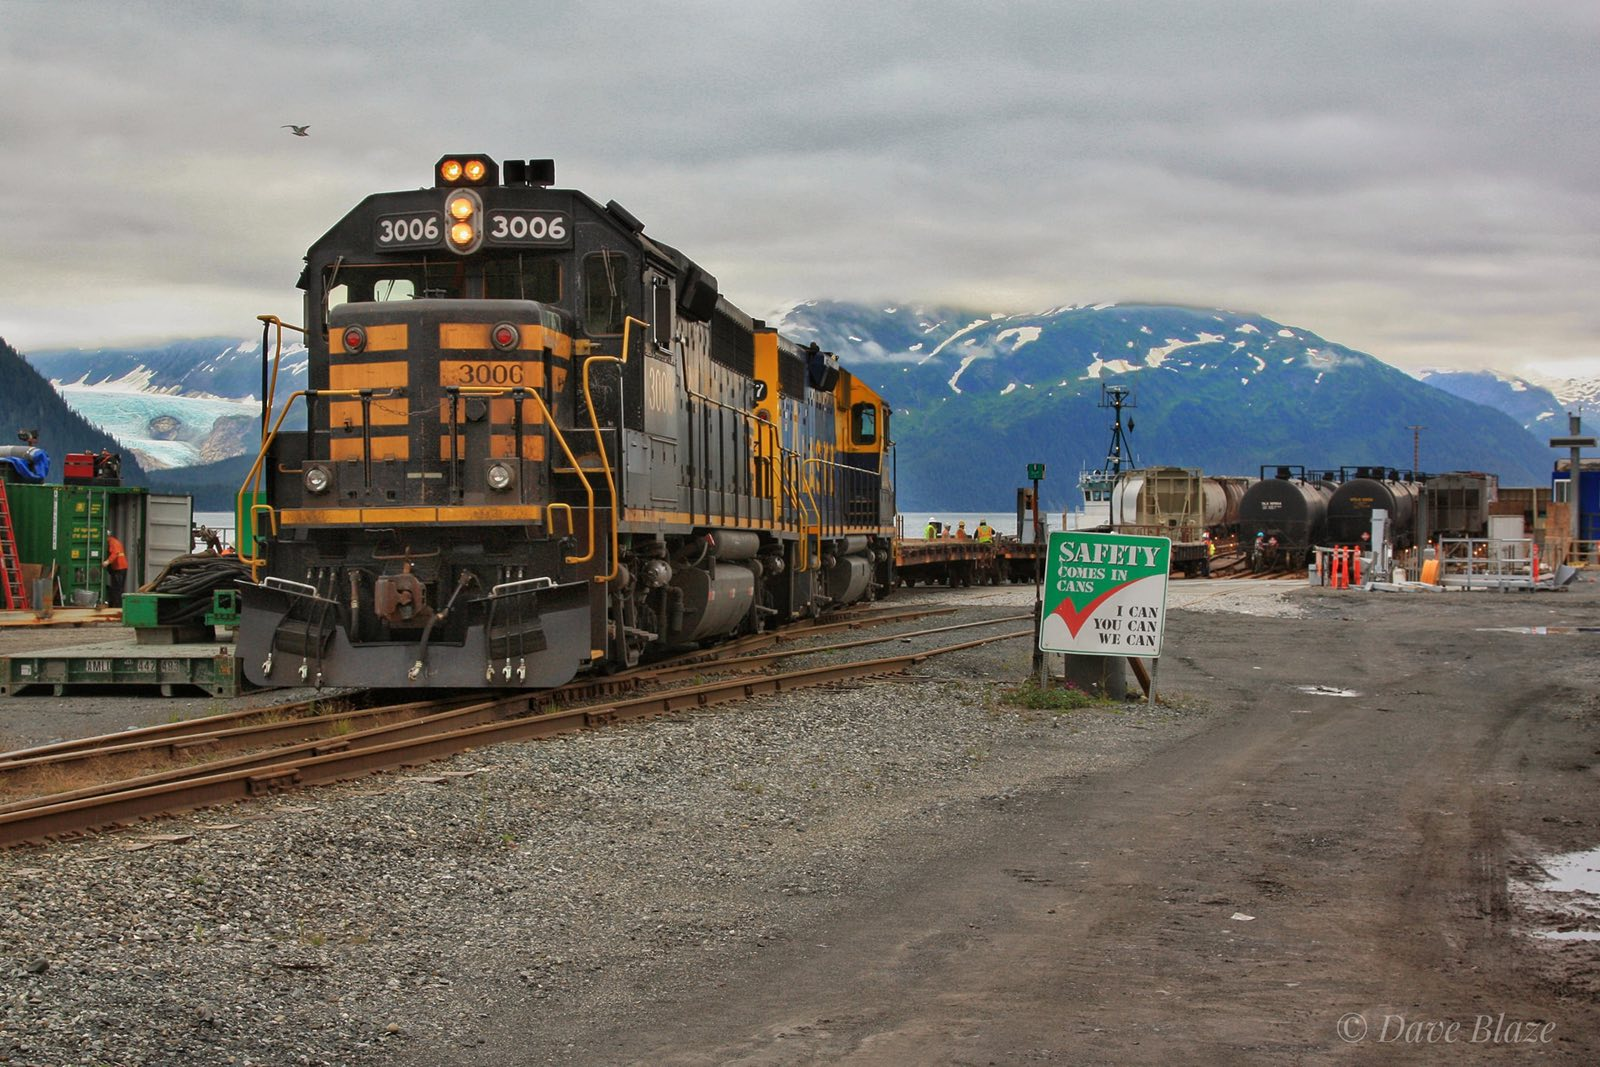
[[464, 159, 487, 182], [486, 461, 516, 491], [440, 158, 464, 183], [304, 464, 332, 495], [444, 188, 483, 253]]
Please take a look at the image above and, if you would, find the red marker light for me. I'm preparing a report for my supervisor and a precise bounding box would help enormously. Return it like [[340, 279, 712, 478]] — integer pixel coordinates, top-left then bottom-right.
[[342, 326, 367, 353], [491, 322, 520, 350]]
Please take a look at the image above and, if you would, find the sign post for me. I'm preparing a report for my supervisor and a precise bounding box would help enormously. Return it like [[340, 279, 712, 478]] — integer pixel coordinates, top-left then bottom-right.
[[1040, 530, 1171, 700], [1027, 463, 1047, 680]]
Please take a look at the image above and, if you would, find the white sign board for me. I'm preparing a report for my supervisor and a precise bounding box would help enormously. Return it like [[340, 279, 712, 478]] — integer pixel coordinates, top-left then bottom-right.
[[1039, 531, 1172, 656]]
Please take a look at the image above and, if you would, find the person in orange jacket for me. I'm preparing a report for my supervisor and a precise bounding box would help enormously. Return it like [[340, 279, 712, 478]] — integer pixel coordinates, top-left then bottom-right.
[[103, 533, 129, 607]]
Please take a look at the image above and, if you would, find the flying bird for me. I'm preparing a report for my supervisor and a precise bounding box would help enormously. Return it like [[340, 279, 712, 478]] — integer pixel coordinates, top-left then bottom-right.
[[282, 124, 310, 137]]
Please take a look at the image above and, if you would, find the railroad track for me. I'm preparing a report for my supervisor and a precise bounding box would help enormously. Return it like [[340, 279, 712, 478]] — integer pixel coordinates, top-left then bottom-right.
[[0, 602, 953, 778], [0, 610, 1026, 848], [1206, 551, 1302, 580]]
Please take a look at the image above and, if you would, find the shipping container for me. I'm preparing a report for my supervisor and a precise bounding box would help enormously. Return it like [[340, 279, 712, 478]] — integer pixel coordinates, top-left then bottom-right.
[[6, 484, 192, 607]]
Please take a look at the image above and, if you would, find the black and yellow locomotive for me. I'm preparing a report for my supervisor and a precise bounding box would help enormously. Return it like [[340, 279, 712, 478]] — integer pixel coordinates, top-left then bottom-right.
[[237, 155, 895, 689]]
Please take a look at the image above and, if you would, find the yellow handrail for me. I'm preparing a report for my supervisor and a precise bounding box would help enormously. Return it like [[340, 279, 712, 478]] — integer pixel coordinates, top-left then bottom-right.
[[579, 315, 646, 582], [236, 388, 330, 579], [255, 315, 304, 438], [785, 450, 816, 572]]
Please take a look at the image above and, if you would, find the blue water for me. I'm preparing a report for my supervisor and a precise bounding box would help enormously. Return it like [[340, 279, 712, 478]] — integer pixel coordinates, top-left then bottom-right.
[[898, 508, 1106, 542]]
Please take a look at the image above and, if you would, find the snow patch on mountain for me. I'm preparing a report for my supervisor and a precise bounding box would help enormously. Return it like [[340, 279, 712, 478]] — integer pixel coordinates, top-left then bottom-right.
[[1084, 355, 1140, 379], [1145, 333, 1223, 369], [948, 344, 991, 393], [920, 318, 996, 366], [996, 326, 1042, 352]]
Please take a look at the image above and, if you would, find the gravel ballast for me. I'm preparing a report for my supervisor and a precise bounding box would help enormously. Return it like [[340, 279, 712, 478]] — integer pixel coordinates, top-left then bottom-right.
[[0, 583, 1295, 1065]]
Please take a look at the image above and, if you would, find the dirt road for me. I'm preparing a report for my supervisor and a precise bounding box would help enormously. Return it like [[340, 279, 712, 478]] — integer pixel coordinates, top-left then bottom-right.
[[556, 587, 1600, 1063]]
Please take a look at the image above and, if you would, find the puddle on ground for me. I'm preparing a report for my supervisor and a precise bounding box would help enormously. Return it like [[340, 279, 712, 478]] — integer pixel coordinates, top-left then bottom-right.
[[1514, 844, 1600, 941], [1537, 846, 1600, 895], [1293, 685, 1359, 697], [1476, 626, 1600, 635], [1533, 929, 1600, 941]]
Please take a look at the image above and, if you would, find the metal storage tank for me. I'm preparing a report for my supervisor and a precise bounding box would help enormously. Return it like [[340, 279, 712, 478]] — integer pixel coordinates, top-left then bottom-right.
[[1109, 471, 1145, 529], [1239, 465, 1335, 563], [1327, 467, 1421, 546], [1112, 466, 1252, 539]]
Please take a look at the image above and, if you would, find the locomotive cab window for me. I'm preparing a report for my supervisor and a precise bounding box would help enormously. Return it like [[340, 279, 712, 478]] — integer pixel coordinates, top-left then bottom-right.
[[483, 255, 562, 302], [851, 401, 878, 445], [325, 262, 466, 309], [583, 251, 630, 335], [652, 277, 672, 348]]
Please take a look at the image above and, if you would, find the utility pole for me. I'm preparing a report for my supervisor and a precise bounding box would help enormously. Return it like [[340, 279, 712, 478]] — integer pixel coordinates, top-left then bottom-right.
[[1408, 425, 1425, 563], [1548, 414, 1595, 562]]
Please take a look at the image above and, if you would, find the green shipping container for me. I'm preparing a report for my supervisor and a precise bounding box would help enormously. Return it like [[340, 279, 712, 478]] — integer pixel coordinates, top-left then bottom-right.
[[7, 484, 193, 607]]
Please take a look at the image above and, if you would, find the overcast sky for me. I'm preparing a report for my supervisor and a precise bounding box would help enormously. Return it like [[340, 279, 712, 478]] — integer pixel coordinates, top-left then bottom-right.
[[2, 0, 1596, 379]]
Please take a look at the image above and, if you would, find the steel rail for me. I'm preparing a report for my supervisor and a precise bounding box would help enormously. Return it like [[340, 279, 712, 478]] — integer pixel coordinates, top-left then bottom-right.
[[0, 628, 1030, 847], [0, 615, 1021, 805], [0, 605, 954, 772], [641, 613, 1032, 681]]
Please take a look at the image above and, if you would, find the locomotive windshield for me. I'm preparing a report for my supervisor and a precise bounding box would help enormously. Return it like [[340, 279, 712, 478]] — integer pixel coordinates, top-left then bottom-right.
[[582, 250, 630, 335], [324, 254, 564, 310]]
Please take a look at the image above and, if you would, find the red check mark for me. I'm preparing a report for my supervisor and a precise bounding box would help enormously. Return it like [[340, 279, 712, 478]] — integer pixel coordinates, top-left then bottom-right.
[[1050, 576, 1144, 637]]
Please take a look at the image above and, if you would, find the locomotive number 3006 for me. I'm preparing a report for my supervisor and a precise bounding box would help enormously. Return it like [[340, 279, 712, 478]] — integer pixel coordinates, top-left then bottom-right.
[[376, 214, 441, 247], [486, 211, 570, 245], [453, 363, 528, 385]]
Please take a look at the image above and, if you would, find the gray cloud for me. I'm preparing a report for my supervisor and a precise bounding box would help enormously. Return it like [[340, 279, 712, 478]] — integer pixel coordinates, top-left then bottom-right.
[[1, 0, 1596, 378]]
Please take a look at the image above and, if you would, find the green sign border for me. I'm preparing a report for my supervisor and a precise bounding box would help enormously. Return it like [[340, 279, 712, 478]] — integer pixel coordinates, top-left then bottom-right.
[[1039, 530, 1172, 656]]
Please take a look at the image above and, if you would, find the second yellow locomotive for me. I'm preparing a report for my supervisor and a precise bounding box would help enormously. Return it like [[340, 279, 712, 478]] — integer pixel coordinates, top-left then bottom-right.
[[238, 155, 895, 688]]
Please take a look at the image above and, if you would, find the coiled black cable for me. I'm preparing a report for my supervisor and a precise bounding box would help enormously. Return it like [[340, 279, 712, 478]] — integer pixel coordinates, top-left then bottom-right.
[[137, 553, 254, 625]]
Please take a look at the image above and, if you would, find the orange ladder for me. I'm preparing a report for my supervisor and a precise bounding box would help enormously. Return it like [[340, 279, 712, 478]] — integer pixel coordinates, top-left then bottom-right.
[[0, 481, 28, 609]]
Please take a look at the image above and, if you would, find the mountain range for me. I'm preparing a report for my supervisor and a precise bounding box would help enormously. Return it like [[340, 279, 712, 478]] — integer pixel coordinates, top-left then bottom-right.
[[0, 337, 133, 480], [6, 303, 1592, 511], [769, 302, 1568, 509]]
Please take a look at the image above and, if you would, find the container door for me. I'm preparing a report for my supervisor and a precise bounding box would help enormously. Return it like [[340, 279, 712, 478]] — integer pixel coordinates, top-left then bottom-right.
[[145, 494, 193, 574]]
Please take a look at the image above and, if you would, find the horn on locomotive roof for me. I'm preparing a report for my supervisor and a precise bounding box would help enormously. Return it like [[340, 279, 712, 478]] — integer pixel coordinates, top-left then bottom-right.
[[503, 159, 556, 187]]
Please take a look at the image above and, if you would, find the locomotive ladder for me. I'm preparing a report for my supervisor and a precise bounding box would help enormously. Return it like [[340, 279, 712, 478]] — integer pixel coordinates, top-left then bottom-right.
[[0, 481, 28, 609]]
